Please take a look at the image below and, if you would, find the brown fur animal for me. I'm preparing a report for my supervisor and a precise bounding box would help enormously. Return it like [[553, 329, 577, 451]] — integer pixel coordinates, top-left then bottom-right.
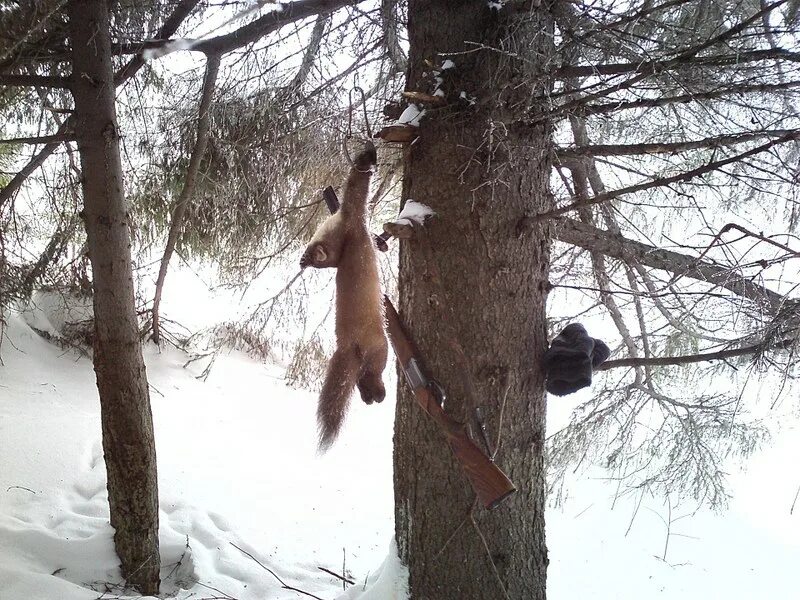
[[300, 143, 388, 451]]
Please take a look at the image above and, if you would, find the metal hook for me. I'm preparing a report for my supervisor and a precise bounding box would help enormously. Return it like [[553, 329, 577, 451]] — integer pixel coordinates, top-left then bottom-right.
[[354, 85, 372, 139], [344, 83, 373, 166]]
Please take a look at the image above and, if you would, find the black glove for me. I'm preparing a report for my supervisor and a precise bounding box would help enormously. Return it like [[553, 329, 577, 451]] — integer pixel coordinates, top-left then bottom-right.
[[542, 324, 610, 396]]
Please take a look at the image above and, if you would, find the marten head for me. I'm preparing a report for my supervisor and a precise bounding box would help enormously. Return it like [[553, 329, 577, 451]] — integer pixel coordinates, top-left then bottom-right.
[[300, 238, 338, 269]]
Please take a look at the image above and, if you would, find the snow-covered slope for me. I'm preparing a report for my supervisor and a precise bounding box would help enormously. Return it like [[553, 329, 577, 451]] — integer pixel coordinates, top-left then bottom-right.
[[0, 304, 400, 600], [1, 295, 799, 599]]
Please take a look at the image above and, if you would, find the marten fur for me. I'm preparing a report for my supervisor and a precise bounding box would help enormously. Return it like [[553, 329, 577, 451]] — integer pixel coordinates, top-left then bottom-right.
[[300, 143, 388, 451]]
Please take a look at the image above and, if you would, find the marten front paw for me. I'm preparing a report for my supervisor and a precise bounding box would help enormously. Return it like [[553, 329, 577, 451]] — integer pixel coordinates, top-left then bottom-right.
[[300, 242, 335, 269], [353, 141, 377, 171]]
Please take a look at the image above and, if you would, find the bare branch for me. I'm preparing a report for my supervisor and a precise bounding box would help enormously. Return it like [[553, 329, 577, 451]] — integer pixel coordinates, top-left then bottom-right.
[[717, 223, 800, 258], [317, 566, 356, 585], [0, 73, 70, 88], [598, 337, 797, 370], [230, 543, 326, 600], [547, 217, 788, 312], [556, 129, 800, 159], [529, 131, 800, 221], [0, 117, 74, 212], [114, 0, 202, 85], [151, 54, 221, 344]]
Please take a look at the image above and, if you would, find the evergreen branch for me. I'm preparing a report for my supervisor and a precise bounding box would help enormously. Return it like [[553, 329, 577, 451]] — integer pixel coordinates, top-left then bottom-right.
[[564, 0, 698, 45], [0, 47, 71, 71], [121, 0, 368, 58], [381, 0, 407, 72], [196, 0, 366, 54], [576, 80, 800, 116], [0, 0, 201, 206], [150, 54, 220, 345], [282, 13, 328, 96], [551, 0, 790, 112]]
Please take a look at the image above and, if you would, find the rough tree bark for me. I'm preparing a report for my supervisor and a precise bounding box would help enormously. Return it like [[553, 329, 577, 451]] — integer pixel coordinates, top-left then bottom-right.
[[68, 0, 160, 594], [393, 2, 554, 599]]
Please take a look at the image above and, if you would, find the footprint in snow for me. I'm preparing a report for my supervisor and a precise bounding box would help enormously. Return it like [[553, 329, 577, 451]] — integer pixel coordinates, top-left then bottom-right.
[[72, 479, 106, 502]]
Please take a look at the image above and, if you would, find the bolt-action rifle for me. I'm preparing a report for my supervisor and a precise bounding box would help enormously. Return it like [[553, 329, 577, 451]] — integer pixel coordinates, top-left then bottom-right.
[[321, 186, 516, 509]]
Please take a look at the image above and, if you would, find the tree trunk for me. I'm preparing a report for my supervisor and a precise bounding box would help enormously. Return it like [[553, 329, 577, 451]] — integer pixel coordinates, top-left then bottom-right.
[[68, 0, 160, 594], [394, 3, 554, 599]]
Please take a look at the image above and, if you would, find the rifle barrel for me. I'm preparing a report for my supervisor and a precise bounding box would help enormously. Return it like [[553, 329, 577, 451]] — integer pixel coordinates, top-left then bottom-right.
[[384, 297, 516, 509]]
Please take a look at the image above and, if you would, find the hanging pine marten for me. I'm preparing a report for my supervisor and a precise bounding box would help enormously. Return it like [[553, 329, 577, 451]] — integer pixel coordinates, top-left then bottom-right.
[[542, 324, 610, 396], [300, 142, 388, 450]]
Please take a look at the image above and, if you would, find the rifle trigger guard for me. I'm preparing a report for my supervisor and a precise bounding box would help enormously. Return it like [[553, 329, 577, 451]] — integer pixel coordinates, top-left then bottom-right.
[[403, 358, 428, 390]]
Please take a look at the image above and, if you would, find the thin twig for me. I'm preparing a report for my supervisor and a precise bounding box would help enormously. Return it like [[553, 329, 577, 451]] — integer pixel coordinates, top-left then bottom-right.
[[195, 581, 236, 599], [491, 382, 511, 462], [433, 499, 477, 560], [318, 566, 355, 586], [470, 512, 511, 600], [6, 485, 37, 494], [230, 542, 327, 600]]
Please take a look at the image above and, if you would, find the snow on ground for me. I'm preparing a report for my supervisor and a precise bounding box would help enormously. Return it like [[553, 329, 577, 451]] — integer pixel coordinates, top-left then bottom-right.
[[1, 273, 799, 599], [0, 297, 399, 600]]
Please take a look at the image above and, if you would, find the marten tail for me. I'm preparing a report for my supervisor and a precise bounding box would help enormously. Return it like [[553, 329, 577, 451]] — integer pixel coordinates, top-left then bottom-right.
[[317, 346, 360, 452], [341, 142, 377, 218]]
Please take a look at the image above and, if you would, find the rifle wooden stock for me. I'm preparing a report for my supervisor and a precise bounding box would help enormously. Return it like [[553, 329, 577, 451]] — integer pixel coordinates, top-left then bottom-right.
[[383, 297, 516, 510]]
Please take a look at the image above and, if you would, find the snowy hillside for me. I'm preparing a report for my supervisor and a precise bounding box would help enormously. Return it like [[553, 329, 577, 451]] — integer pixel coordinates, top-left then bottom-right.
[[1, 283, 799, 599], [0, 299, 403, 600]]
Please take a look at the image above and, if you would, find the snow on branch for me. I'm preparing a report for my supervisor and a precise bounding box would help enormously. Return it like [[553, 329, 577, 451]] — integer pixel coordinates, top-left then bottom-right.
[[135, 0, 366, 59], [382, 200, 436, 240], [390, 200, 436, 227]]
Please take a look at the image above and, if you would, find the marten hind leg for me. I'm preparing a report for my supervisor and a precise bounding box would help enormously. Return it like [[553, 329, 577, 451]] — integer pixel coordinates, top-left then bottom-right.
[[356, 340, 388, 405]]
